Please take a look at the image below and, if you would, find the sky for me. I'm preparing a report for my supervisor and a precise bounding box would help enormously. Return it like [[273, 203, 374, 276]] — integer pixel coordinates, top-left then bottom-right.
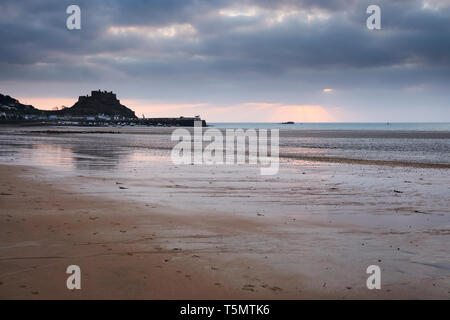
[[1, 0, 450, 122]]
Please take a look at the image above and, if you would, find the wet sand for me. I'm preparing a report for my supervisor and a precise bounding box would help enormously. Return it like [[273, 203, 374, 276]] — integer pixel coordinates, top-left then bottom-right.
[[0, 164, 329, 299], [281, 154, 450, 169], [1, 160, 449, 299]]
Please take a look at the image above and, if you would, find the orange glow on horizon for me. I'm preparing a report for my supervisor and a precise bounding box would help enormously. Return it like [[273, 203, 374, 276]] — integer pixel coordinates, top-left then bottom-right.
[[122, 99, 208, 118], [126, 100, 337, 122], [17, 97, 77, 110], [229, 102, 337, 122], [16, 97, 338, 122], [274, 104, 336, 122]]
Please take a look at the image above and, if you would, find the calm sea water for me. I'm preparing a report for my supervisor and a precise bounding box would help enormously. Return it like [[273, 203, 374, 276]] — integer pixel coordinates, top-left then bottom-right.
[[211, 122, 450, 131], [0, 123, 449, 169]]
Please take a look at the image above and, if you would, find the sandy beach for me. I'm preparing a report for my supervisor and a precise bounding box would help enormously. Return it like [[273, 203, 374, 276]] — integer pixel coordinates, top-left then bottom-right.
[[2, 0, 450, 304], [0, 128, 449, 299], [0, 164, 277, 299]]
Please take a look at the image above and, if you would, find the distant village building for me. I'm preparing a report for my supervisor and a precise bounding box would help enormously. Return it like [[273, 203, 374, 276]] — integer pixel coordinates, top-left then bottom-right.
[[97, 114, 112, 121], [179, 115, 201, 121]]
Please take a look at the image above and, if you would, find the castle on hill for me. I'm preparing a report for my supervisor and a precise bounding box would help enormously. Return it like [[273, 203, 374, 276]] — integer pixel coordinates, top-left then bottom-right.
[[78, 90, 119, 104], [66, 90, 136, 119]]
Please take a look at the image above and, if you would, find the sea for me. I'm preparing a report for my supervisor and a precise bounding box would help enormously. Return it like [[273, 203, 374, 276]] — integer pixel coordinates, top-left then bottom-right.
[[0, 123, 449, 170], [210, 122, 450, 131]]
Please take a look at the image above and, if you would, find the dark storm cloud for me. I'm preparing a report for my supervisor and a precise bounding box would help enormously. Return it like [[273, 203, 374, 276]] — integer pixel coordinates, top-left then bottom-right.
[[0, 0, 449, 89]]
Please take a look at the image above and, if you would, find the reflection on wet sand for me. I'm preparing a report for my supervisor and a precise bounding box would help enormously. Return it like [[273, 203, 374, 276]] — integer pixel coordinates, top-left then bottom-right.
[[0, 128, 449, 299], [1, 136, 134, 171]]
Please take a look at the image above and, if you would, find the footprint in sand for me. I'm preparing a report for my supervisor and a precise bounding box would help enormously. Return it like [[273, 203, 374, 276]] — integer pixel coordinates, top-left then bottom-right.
[[242, 284, 255, 292]]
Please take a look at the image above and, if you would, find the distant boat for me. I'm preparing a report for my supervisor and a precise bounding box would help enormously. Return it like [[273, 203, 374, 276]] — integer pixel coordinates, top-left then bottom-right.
[[281, 121, 295, 124]]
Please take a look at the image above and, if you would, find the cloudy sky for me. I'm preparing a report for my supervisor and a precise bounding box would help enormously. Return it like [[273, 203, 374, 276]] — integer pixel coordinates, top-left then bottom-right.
[[1, 0, 449, 122]]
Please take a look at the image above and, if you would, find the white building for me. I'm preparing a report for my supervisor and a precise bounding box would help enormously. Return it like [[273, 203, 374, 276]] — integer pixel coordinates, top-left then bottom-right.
[[97, 114, 111, 121]]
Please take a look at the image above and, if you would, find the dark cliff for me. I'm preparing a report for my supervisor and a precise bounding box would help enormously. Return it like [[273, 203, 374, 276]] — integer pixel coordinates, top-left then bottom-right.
[[0, 93, 43, 118]]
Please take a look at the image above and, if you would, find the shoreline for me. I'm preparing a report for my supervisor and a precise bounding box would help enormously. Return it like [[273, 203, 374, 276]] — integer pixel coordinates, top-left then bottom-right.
[[281, 154, 450, 169], [1, 126, 449, 169]]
